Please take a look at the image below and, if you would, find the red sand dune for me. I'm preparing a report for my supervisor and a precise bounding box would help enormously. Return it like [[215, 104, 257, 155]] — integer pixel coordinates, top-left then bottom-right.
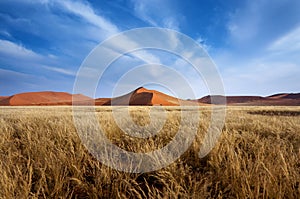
[[198, 95, 264, 104], [0, 96, 8, 102], [198, 94, 300, 106], [0, 91, 92, 106], [0, 96, 9, 105], [268, 93, 290, 99], [95, 98, 111, 105], [0, 89, 299, 106], [267, 93, 300, 100], [101, 87, 200, 106], [101, 87, 179, 106]]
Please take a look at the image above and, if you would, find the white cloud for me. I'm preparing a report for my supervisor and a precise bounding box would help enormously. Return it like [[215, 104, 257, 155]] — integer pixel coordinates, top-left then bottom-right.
[[21, 0, 119, 42], [0, 39, 77, 76], [227, 6, 260, 44], [0, 30, 12, 38], [226, 0, 300, 50], [50, 1, 164, 66], [0, 68, 36, 95], [130, 0, 180, 30], [268, 26, 300, 53], [0, 13, 31, 27], [56, 0, 119, 36], [132, 0, 158, 26], [162, 17, 179, 30], [219, 0, 300, 95], [0, 39, 41, 60], [220, 58, 300, 95], [0, 67, 75, 95], [95, 33, 162, 65], [131, 51, 161, 65], [41, 65, 76, 76], [0, 68, 31, 79]]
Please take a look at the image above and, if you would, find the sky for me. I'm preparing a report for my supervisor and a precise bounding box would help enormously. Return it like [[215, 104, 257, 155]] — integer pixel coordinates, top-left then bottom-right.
[[0, 0, 300, 98]]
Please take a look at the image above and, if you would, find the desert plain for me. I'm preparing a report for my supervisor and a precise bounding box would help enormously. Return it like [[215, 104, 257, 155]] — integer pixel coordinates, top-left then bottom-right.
[[0, 105, 299, 198]]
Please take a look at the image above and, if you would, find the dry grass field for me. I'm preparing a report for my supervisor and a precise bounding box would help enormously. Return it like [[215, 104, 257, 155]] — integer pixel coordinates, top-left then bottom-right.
[[0, 106, 299, 198]]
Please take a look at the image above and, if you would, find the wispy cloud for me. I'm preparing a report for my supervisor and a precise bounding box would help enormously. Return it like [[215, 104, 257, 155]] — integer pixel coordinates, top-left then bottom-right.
[[130, 0, 180, 30], [0, 13, 31, 28], [214, 0, 300, 95], [131, 0, 158, 27], [226, 0, 300, 51], [268, 26, 300, 53], [0, 0, 124, 83], [0, 67, 75, 95], [0, 30, 12, 38], [50, 0, 165, 68], [41, 65, 76, 76], [221, 60, 300, 95], [0, 39, 76, 77], [0, 68, 37, 95], [55, 0, 119, 37], [0, 39, 42, 60]]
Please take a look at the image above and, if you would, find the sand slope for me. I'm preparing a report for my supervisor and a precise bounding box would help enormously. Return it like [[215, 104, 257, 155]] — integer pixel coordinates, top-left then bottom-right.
[[94, 98, 111, 105], [267, 93, 300, 100], [101, 87, 179, 106], [0, 91, 92, 106], [100, 87, 200, 106], [1, 89, 299, 106], [198, 94, 300, 106]]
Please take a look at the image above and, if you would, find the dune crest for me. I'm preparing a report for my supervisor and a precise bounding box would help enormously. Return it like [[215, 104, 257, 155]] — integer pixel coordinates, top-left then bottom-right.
[[0, 91, 92, 106], [100, 87, 181, 106], [198, 94, 300, 106], [1, 88, 299, 106]]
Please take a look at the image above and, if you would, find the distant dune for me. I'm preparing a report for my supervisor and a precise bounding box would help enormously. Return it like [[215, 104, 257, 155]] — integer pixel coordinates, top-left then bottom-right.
[[198, 93, 300, 106], [0, 96, 9, 102], [0, 91, 92, 106], [267, 93, 300, 100], [94, 98, 111, 106], [198, 95, 264, 104], [1, 89, 299, 106]]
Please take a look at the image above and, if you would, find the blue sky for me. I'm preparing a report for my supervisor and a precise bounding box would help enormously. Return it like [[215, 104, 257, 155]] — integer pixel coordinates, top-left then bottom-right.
[[0, 0, 299, 98]]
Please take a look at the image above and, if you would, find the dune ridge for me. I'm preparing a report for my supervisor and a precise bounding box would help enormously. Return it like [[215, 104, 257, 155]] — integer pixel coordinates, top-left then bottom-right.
[[198, 93, 300, 106], [0, 91, 93, 106], [1, 88, 299, 106]]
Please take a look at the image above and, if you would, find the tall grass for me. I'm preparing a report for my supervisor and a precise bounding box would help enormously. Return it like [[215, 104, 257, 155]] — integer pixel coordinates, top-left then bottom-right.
[[0, 106, 299, 198]]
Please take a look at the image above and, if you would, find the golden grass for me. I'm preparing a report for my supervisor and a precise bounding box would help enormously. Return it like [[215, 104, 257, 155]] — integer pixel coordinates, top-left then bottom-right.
[[0, 106, 299, 198]]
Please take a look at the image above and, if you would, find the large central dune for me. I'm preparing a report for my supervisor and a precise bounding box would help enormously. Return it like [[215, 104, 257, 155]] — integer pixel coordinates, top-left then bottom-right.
[[98, 87, 201, 106], [100, 87, 182, 106]]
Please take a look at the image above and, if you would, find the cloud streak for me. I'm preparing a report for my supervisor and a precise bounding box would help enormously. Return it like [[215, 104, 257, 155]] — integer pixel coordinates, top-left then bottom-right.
[[56, 0, 119, 36], [0, 39, 76, 77], [130, 0, 180, 30], [0, 39, 41, 60], [227, 0, 300, 52], [268, 26, 300, 53]]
